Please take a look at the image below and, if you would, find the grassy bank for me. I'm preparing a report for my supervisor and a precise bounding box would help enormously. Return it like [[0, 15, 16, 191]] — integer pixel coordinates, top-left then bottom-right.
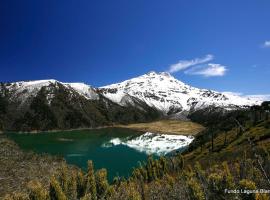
[[115, 120, 204, 135], [0, 135, 69, 198]]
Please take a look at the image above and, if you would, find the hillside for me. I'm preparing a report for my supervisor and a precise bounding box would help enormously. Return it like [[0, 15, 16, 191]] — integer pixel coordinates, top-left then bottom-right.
[[3, 102, 270, 199], [0, 135, 66, 197]]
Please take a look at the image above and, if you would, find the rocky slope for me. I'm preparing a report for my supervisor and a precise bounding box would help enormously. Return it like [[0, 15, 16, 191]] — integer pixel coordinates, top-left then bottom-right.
[[100, 71, 259, 117]]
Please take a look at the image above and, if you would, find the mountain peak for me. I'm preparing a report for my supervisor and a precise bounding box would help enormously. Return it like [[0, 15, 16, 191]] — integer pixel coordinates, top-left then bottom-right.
[[146, 71, 158, 76], [145, 71, 172, 78], [159, 72, 172, 77], [100, 71, 259, 115]]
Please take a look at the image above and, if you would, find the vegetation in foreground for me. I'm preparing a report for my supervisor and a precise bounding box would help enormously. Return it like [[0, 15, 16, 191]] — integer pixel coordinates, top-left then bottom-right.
[[115, 119, 204, 135], [3, 102, 270, 200], [0, 136, 68, 197]]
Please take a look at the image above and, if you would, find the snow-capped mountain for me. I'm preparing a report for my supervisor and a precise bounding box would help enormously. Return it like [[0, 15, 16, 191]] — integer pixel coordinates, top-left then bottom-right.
[[2, 71, 260, 116], [0, 78, 161, 131], [99, 71, 259, 115], [0, 71, 262, 123], [4, 79, 99, 103]]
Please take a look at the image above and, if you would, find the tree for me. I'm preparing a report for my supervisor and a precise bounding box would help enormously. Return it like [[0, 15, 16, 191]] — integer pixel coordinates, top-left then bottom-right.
[[262, 101, 270, 120], [80, 193, 92, 200], [146, 156, 157, 181], [218, 116, 235, 146], [210, 127, 214, 152], [251, 105, 261, 125], [177, 154, 184, 170], [207, 172, 224, 199], [49, 176, 67, 200], [3, 193, 30, 200], [222, 161, 235, 189], [58, 164, 69, 195], [187, 176, 205, 200], [66, 172, 77, 200], [159, 156, 168, 175], [95, 168, 110, 198], [77, 169, 85, 198], [27, 180, 48, 200], [239, 179, 256, 200], [85, 160, 97, 200]]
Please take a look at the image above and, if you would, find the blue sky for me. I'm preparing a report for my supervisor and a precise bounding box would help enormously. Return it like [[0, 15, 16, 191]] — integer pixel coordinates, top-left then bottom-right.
[[0, 0, 269, 96]]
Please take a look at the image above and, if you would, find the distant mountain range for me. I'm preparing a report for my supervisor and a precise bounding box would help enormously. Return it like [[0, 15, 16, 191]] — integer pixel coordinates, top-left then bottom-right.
[[0, 72, 260, 131]]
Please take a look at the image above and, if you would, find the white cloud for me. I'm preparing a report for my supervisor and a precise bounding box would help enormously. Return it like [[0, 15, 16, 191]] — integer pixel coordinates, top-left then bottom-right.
[[185, 63, 227, 77], [168, 54, 214, 73], [263, 40, 270, 48]]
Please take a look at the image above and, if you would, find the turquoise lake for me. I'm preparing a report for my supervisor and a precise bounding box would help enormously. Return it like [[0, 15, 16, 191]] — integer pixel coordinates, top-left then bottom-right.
[[8, 128, 152, 181]]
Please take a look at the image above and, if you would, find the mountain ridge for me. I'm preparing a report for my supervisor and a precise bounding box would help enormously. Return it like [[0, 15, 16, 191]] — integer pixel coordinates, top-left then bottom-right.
[[0, 71, 261, 131], [99, 71, 260, 115], [2, 71, 261, 113], [0, 79, 161, 131]]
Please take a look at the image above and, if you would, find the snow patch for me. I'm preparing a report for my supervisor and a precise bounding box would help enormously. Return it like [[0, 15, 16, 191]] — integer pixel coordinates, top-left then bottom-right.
[[63, 82, 99, 100]]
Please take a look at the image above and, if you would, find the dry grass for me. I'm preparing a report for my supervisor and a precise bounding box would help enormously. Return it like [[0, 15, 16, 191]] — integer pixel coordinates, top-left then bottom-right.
[[0, 135, 67, 197], [115, 120, 204, 135]]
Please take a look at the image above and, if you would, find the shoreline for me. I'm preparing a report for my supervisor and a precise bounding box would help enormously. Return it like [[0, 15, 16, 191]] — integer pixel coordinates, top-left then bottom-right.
[[114, 120, 204, 136], [2, 120, 204, 136], [2, 125, 114, 134]]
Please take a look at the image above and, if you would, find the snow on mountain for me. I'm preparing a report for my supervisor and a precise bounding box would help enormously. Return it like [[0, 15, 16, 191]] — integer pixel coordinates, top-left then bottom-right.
[[62, 82, 99, 100], [5, 79, 58, 102], [4, 79, 98, 103], [3, 71, 261, 114], [100, 71, 260, 115]]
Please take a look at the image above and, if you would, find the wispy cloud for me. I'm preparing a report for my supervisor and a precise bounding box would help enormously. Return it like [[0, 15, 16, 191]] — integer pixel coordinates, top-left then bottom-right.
[[185, 63, 227, 77], [168, 54, 214, 73], [262, 40, 270, 48]]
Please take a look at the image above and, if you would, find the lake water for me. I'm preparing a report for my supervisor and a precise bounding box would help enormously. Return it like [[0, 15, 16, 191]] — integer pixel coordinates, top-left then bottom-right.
[[8, 128, 193, 181]]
